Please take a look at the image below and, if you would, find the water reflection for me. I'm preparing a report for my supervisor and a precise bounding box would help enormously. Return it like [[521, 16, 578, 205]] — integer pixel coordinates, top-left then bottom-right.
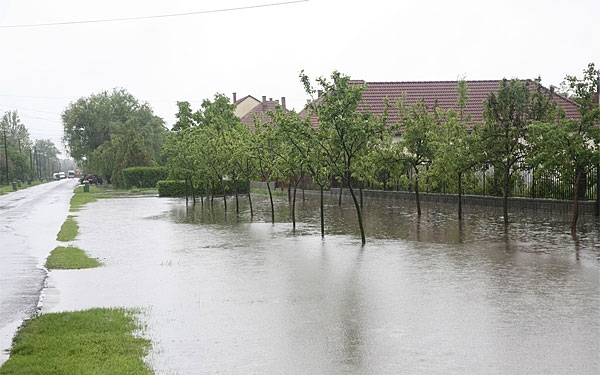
[[42, 193, 600, 375]]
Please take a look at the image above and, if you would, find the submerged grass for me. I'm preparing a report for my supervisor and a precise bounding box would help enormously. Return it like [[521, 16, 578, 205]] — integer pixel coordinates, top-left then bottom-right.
[[70, 185, 100, 211], [46, 246, 101, 269], [56, 215, 78, 242], [0, 308, 153, 375]]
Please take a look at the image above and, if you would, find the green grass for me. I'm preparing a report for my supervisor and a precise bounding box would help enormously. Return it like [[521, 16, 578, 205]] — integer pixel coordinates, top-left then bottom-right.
[[70, 185, 100, 211], [0, 308, 153, 375], [56, 215, 78, 242], [46, 246, 101, 269]]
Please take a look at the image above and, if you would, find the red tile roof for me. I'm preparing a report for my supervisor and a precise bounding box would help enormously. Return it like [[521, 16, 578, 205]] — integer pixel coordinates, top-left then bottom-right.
[[300, 80, 581, 129], [240, 99, 287, 126]]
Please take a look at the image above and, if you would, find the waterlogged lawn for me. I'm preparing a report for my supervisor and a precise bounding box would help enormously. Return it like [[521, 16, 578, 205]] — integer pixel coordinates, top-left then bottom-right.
[[70, 185, 100, 211], [56, 216, 78, 242], [46, 246, 101, 269], [0, 308, 153, 375]]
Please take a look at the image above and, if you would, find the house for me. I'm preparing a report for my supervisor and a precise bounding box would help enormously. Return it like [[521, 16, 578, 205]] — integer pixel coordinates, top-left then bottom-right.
[[300, 80, 582, 128], [232, 93, 288, 126]]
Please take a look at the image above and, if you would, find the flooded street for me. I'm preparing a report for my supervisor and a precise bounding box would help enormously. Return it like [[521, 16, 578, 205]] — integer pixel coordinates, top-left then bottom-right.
[[0, 179, 78, 364], [28, 192, 600, 373]]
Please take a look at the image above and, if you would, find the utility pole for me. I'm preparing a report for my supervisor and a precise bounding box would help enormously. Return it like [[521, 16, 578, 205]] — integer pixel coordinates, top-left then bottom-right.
[[3, 127, 8, 185]]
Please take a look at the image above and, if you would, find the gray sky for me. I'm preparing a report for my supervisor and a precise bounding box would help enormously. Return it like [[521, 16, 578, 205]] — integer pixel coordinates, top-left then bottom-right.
[[1, 0, 598, 157]]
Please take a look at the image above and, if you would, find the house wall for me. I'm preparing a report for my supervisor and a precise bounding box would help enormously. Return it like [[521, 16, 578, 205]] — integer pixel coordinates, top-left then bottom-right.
[[235, 97, 261, 118]]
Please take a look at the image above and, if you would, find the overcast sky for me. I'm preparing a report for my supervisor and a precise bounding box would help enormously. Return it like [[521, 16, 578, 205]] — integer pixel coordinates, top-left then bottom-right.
[[1, 0, 598, 157]]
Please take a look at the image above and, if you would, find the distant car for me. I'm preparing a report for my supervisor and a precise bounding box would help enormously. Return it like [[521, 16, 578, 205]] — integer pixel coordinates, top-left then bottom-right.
[[52, 172, 60, 180], [67, 170, 75, 179], [58, 172, 66, 179], [81, 174, 102, 185]]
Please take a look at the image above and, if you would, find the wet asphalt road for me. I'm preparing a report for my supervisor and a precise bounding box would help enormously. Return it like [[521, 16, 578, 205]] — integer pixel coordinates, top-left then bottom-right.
[[0, 179, 78, 365]]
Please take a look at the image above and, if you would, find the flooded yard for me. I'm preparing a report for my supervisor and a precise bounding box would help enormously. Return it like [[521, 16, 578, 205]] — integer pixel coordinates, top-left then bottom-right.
[[40, 192, 599, 374]]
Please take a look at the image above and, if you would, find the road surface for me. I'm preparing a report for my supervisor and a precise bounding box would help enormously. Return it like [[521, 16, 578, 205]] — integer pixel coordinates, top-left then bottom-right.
[[0, 179, 78, 365]]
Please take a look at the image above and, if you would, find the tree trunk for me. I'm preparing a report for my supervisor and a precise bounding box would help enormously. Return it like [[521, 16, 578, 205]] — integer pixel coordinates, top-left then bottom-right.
[[266, 180, 275, 224], [292, 184, 297, 230], [571, 169, 582, 235], [234, 176, 239, 214], [185, 177, 189, 205], [319, 184, 325, 238], [503, 165, 510, 225], [338, 184, 343, 206], [221, 177, 227, 211], [346, 178, 366, 245], [360, 183, 364, 209], [414, 169, 421, 216], [458, 172, 463, 220], [247, 177, 254, 219]]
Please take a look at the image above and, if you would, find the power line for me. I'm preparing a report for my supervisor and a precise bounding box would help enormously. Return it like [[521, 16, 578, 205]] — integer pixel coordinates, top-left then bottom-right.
[[0, 1, 309, 29]]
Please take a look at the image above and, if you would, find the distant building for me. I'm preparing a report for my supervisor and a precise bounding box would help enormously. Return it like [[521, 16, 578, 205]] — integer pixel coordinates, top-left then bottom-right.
[[300, 80, 581, 129], [232, 93, 288, 126]]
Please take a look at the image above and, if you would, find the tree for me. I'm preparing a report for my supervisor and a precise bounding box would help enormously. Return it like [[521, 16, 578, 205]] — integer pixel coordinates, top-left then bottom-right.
[[33, 139, 60, 180], [62, 88, 166, 186], [476, 78, 557, 224], [429, 80, 477, 219], [301, 70, 385, 245], [394, 99, 439, 216], [528, 63, 600, 234], [1, 110, 34, 184]]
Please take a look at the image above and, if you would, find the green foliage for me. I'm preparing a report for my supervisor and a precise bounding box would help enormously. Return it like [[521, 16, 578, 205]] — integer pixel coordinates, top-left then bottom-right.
[[164, 93, 246, 200], [0, 308, 152, 375], [157, 180, 191, 197], [0, 110, 39, 184], [122, 167, 168, 189], [56, 215, 78, 242], [45, 246, 101, 269], [70, 185, 100, 211], [301, 70, 387, 244], [62, 88, 167, 187], [157, 179, 247, 197]]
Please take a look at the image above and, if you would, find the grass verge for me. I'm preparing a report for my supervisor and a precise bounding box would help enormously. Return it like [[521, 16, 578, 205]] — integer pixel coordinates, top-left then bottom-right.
[[56, 215, 78, 242], [0, 308, 153, 375], [46, 246, 101, 269], [70, 185, 100, 211]]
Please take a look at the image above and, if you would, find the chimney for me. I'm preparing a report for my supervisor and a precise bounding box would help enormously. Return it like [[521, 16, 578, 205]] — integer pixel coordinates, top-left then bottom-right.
[[281, 97, 286, 109], [269, 97, 273, 102], [232, 92, 237, 103], [262, 95, 266, 103]]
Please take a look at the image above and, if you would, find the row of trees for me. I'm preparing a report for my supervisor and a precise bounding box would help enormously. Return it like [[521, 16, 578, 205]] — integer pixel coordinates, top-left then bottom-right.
[[162, 64, 598, 244], [0, 110, 61, 185], [61, 64, 598, 244]]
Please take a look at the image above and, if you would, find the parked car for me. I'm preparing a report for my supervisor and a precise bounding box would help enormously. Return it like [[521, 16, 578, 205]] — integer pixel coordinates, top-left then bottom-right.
[[81, 174, 102, 185], [58, 172, 66, 179]]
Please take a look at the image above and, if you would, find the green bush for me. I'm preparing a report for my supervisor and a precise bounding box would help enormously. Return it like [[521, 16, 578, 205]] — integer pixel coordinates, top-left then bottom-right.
[[122, 167, 168, 189], [157, 180, 188, 197], [157, 179, 249, 197]]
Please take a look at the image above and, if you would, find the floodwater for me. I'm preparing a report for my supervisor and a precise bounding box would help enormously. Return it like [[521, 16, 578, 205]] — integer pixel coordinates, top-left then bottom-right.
[[5, 188, 600, 374]]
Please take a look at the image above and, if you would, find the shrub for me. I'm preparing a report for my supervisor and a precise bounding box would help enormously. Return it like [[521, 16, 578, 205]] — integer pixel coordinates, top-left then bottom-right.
[[122, 167, 168, 189]]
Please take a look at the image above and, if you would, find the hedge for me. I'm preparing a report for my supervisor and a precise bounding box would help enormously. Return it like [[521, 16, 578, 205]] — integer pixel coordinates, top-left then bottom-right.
[[122, 167, 168, 189], [157, 179, 249, 197]]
